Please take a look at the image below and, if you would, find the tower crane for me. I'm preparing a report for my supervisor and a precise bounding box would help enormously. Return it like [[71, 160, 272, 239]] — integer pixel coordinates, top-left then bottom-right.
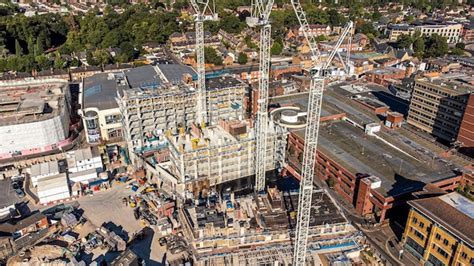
[[290, 0, 353, 263], [247, 0, 274, 192], [190, 0, 215, 126]]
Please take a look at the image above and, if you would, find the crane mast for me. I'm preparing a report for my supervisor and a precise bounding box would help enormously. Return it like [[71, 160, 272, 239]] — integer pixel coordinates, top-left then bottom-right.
[[190, 0, 214, 126], [290, 0, 353, 263], [247, 0, 274, 192]]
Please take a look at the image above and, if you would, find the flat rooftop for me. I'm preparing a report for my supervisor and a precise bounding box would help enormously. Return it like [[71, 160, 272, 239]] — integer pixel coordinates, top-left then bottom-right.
[[82, 64, 196, 110], [270, 92, 347, 119], [409, 192, 473, 247], [0, 82, 66, 125], [417, 72, 474, 94], [206, 76, 246, 91], [0, 179, 22, 208], [295, 119, 459, 197]]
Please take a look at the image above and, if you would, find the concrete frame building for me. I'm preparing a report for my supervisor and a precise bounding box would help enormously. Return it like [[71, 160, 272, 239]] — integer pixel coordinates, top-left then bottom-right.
[[180, 187, 358, 265], [402, 192, 473, 266], [0, 80, 70, 158], [166, 119, 286, 189], [117, 76, 246, 162], [80, 64, 197, 144], [407, 74, 473, 143]]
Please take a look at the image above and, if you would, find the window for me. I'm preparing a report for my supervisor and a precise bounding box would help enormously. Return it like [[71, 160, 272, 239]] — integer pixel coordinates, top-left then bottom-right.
[[443, 239, 449, 246], [437, 246, 449, 258], [461, 252, 467, 260], [414, 230, 425, 240], [412, 217, 418, 223], [435, 233, 441, 240], [419, 222, 425, 228]]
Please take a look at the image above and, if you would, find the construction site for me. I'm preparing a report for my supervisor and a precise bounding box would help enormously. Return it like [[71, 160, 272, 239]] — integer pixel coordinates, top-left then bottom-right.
[[165, 119, 286, 192], [179, 185, 360, 265], [113, 67, 246, 164]]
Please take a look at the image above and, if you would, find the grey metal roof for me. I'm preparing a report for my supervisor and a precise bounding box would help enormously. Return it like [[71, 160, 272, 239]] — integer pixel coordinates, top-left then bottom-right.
[[83, 65, 162, 110], [157, 64, 196, 85], [123, 66, 162, 89]]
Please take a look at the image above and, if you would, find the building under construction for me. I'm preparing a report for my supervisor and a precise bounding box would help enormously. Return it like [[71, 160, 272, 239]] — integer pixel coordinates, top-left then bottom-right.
[[111, 66, 246, 163], [165, 118, 287, 194], [179, 186, 360, 265]]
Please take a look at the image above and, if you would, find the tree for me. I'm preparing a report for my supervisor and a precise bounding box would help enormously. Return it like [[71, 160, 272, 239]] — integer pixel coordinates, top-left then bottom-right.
[[237, 52, 248, 65], [356, 21, 378, 37], [413, 37, 425, 58], [204, 47, 222, 65], [397, 34, 413, 49], [455, 43, 465, 50], [328, 9, 347, 26], [315, 35, 327, 42], [326, 177, 336, 188], [219, 13, 244, 34], [271, 41, 283, 55], [54, 53, 67, 69], [424, 34, 448, 58]]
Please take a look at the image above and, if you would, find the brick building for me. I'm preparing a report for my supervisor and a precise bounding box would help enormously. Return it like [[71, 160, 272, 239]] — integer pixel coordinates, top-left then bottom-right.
[[297, 24, 331, 38], [365, 67, 406, 86], [457, 93, 474, 154], [286, 118, 465, 223]]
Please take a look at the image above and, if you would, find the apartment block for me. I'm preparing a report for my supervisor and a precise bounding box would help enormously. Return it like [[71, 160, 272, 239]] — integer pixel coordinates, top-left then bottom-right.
[[407, 74, 472, 142], [166, 119, 286, 187], [402, 192, 473, 266], [386, 23, 463, 43], [117, 77, 246, 162]]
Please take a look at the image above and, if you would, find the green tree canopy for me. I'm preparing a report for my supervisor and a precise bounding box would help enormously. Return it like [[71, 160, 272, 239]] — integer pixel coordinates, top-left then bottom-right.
[[271, 41, 283, 56], [237, 52, 248, 65], [204, 46, 222, 65]]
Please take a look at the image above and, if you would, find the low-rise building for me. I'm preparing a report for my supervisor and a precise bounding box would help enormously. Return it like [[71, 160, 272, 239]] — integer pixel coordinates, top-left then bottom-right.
[[402, 192, 473, 266], [37, 173, 70, 204], [30, 161, 61, 187], [365, 67, 407, 86], [66, 147, 103, 184], [297, 24, 331, 38], [0, 212, 50, 252], [281, 91, 469, 223]]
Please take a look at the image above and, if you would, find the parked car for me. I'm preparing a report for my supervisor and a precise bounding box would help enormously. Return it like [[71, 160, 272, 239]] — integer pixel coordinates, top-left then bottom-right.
[[15, 189, 25, 198]]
